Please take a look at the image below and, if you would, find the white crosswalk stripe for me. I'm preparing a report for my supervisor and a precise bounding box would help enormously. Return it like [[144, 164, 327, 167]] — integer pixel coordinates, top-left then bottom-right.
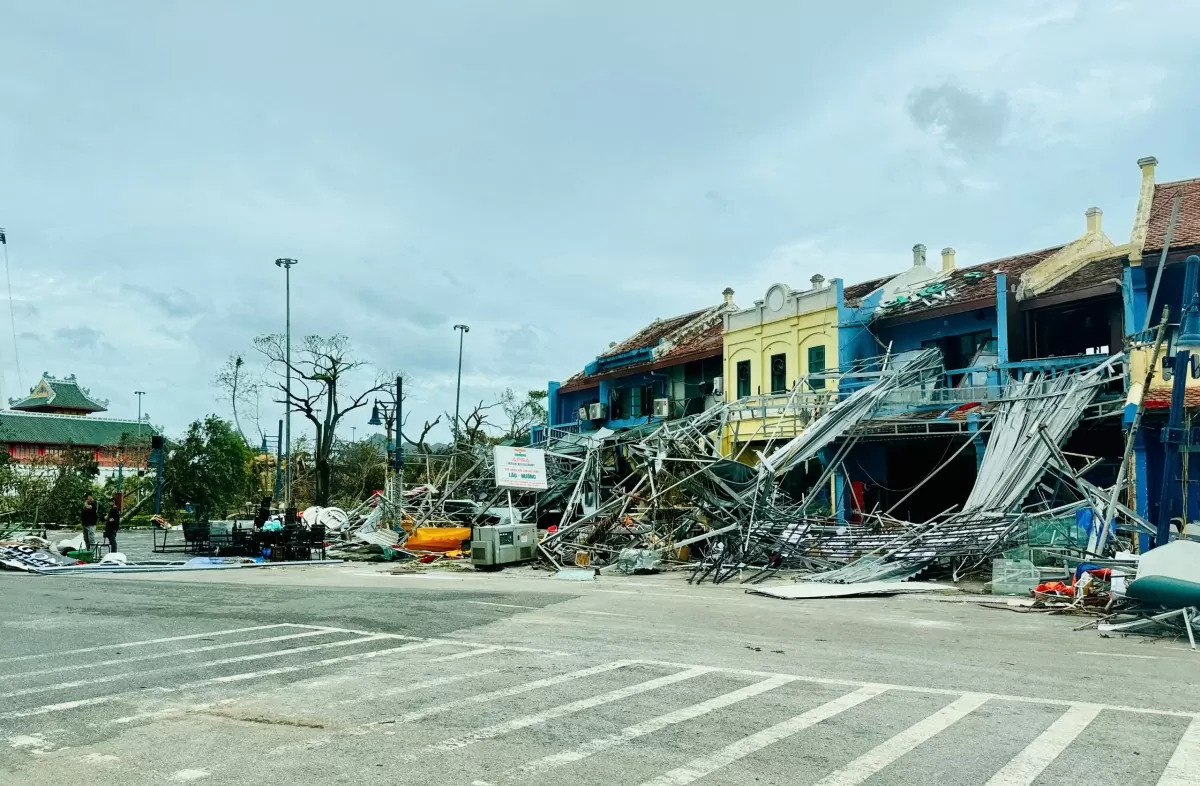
[[408, 666, 713, 760], [638, 685, 889, 786], [517, 673, 798, 778], [985, 703, 1103, 785], [3, 625, 1198, 785], [816, 693, 991, 786], [1158, 715, 1200, 786]]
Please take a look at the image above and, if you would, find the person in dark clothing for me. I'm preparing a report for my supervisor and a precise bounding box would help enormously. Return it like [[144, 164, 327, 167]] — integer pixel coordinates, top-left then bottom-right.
[[104, 496, 121, 553], [81, 494, 98, 551]]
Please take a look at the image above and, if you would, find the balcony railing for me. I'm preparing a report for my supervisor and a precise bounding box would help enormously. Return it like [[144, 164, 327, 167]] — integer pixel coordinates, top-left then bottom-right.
[[529, 423, 582, 447]]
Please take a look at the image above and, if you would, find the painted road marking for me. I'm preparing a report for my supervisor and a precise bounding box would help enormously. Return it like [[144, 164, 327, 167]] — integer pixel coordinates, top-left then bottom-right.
[[0, 634, 390, 700], [0, 640, 443, 723], [1158, 715, 1200, 786], [0, 624, 298, 665], [465, 601, 540, 610], [638, 685, 888, 786], [517, 674, 798, 777], [421, 667, 713, 754], [386, 660, 636, 725], [636, 659, 1200, 719], [2, 628, 338, 680], [816, 693, 991, 785], [984, 703, 1103, 785]]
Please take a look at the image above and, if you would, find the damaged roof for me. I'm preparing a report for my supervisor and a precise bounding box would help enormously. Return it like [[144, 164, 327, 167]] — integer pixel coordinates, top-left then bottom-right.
[[1145, 177, 1200, 254], [558, 303, 728, 393], [876, 245, 1062, 320], [1038, 252, 1126, 298], [598, 308, 708, 359], [842, 274, 896, 307]]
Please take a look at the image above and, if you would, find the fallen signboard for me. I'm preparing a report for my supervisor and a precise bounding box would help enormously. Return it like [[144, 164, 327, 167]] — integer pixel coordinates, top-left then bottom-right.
[[493, 445, 549, 491]]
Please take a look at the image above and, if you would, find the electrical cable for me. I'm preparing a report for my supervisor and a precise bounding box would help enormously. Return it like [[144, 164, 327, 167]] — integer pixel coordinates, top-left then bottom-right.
[[2, 232, 22, 393]]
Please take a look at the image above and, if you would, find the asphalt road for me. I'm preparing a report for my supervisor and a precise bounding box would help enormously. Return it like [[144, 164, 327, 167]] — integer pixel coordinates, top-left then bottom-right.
[[0, 566, 1197, 785]]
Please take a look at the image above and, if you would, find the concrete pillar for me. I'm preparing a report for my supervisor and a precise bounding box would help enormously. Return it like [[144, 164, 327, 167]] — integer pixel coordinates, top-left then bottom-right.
[[968, 413, 986, 472], [1124, 264, 1148, 336], [995, 272, 1010, 365], [547, 381, 561, 426]]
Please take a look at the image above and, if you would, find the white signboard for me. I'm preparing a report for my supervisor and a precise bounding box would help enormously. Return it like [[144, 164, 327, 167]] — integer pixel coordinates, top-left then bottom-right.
[[493, 445, 549, 491]]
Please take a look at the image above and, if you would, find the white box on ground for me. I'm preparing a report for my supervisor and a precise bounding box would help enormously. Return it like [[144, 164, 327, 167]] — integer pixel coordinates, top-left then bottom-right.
[[493, 446, 549, 491]]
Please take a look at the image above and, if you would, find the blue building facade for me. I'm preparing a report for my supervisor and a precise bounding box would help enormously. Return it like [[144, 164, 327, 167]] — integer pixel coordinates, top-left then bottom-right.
[[534, 292, 736, 444]]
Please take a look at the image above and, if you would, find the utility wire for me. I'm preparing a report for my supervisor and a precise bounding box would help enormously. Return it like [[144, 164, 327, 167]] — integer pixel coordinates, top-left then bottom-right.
[[1, 229, 22, 395]]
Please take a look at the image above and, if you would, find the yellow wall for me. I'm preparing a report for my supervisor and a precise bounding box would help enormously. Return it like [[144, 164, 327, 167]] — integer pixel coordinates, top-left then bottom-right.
[[1130, 344, 1200, 401], [721, 304, 838, 456]]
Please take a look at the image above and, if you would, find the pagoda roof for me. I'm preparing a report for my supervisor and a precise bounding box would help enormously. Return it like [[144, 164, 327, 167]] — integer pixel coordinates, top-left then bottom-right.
[[9, 373, 109, 413]]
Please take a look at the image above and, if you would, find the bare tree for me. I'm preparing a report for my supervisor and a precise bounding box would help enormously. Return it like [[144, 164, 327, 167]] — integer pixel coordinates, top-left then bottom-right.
[[499, 388, 548, 442], [445, 400, 500, 446], [401, 413, 443, 454], [214, 355, 251, 444], [254, 333, 390, 505]]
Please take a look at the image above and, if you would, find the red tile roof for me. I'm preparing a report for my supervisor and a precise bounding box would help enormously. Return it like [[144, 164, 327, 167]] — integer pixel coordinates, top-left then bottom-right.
[[843, 274, 895, 307], [657, 321, 723, 363], [1144, 386, 1200, 409], [877, 245, 1062, 320], [1145, 178, 1200, 254], [1039, 253, 1126, 297], [558, 305, 725, 393], [599, 308, 708, 358]]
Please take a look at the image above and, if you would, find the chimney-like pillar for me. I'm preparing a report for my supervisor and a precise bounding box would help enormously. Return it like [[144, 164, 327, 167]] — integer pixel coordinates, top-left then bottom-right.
[[1086, 207, 1103, 234], [1130, 156, 1159, 265], [722, 287, 734, 305], [1138, 156, 1158, 186], [941, 247, 956, 272], [810, 274, 825, 289], [912, 244, 927, 267]]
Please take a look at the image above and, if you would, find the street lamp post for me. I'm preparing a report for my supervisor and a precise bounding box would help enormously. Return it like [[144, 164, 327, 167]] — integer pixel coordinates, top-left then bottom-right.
[[275, 258, 298, 519], [368, 374, 405, 525], [453, 324, 469, 443], [134, 391, 145, 436], [1156, 253, 1200, 547]]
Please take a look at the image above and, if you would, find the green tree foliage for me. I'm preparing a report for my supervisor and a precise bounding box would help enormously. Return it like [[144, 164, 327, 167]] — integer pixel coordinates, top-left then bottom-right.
[[499, 388, 548, 442], [328, 439, 387, 508], [0, 446, 99, 528], [166, 416, 254, 521]]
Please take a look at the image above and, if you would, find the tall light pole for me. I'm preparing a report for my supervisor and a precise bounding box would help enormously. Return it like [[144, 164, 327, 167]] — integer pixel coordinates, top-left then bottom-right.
[[134, 391, 145, 436], [453, 324, 469, 443], [275, 258, 298, 516]]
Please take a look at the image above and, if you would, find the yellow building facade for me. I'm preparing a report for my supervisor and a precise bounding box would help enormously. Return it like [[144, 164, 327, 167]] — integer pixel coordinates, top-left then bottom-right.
[[721, 280, 841, 460]]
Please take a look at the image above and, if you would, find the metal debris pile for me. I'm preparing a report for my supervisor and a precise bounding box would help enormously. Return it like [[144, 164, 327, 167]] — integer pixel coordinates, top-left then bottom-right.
[[403, 347, 1157, 589]]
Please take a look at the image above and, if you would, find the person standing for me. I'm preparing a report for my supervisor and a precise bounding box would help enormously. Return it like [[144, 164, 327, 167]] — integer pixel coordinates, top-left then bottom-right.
[[104, 495, 121, 554], [81, 494, 98, 552]]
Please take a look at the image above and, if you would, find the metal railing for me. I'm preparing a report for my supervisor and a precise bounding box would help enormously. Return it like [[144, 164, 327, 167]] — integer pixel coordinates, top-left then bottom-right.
[[529, 423, 582, 447]]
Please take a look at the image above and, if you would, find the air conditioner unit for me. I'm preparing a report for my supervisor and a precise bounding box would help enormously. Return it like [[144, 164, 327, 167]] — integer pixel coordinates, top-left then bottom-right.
[[471, 523, 537, 569], [578, 406, 589, 421], [652, 398, 670, 418], [588, 402, 607, 420], [711, 377, 724, 396]]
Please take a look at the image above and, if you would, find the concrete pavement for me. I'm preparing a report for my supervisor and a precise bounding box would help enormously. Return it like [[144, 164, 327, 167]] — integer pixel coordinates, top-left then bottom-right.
[[0, 565, 1196, 785]]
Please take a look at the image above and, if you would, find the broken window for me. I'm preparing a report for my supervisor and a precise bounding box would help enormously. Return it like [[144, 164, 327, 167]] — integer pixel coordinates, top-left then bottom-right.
[[736, 360, 751, 398], [610, 388, 625, 419], [770, 353, 787, 394], [807, 345, 826, 389]]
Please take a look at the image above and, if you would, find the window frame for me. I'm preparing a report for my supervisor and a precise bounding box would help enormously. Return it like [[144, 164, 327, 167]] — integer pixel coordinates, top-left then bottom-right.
[[807, 345, 827, 390], [736, 360, 752, 398]]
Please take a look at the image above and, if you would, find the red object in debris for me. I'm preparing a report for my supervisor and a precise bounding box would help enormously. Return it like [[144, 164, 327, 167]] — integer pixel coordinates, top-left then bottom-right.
[[850, 481, 865, 523], [1034, 581, 1073, 596], [418, 554, 439, 564], [547, 524, 558, 534]]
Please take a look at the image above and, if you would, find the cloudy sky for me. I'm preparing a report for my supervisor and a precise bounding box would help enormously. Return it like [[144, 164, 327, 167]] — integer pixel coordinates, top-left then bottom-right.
[[1, 0, 1199, 441]]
